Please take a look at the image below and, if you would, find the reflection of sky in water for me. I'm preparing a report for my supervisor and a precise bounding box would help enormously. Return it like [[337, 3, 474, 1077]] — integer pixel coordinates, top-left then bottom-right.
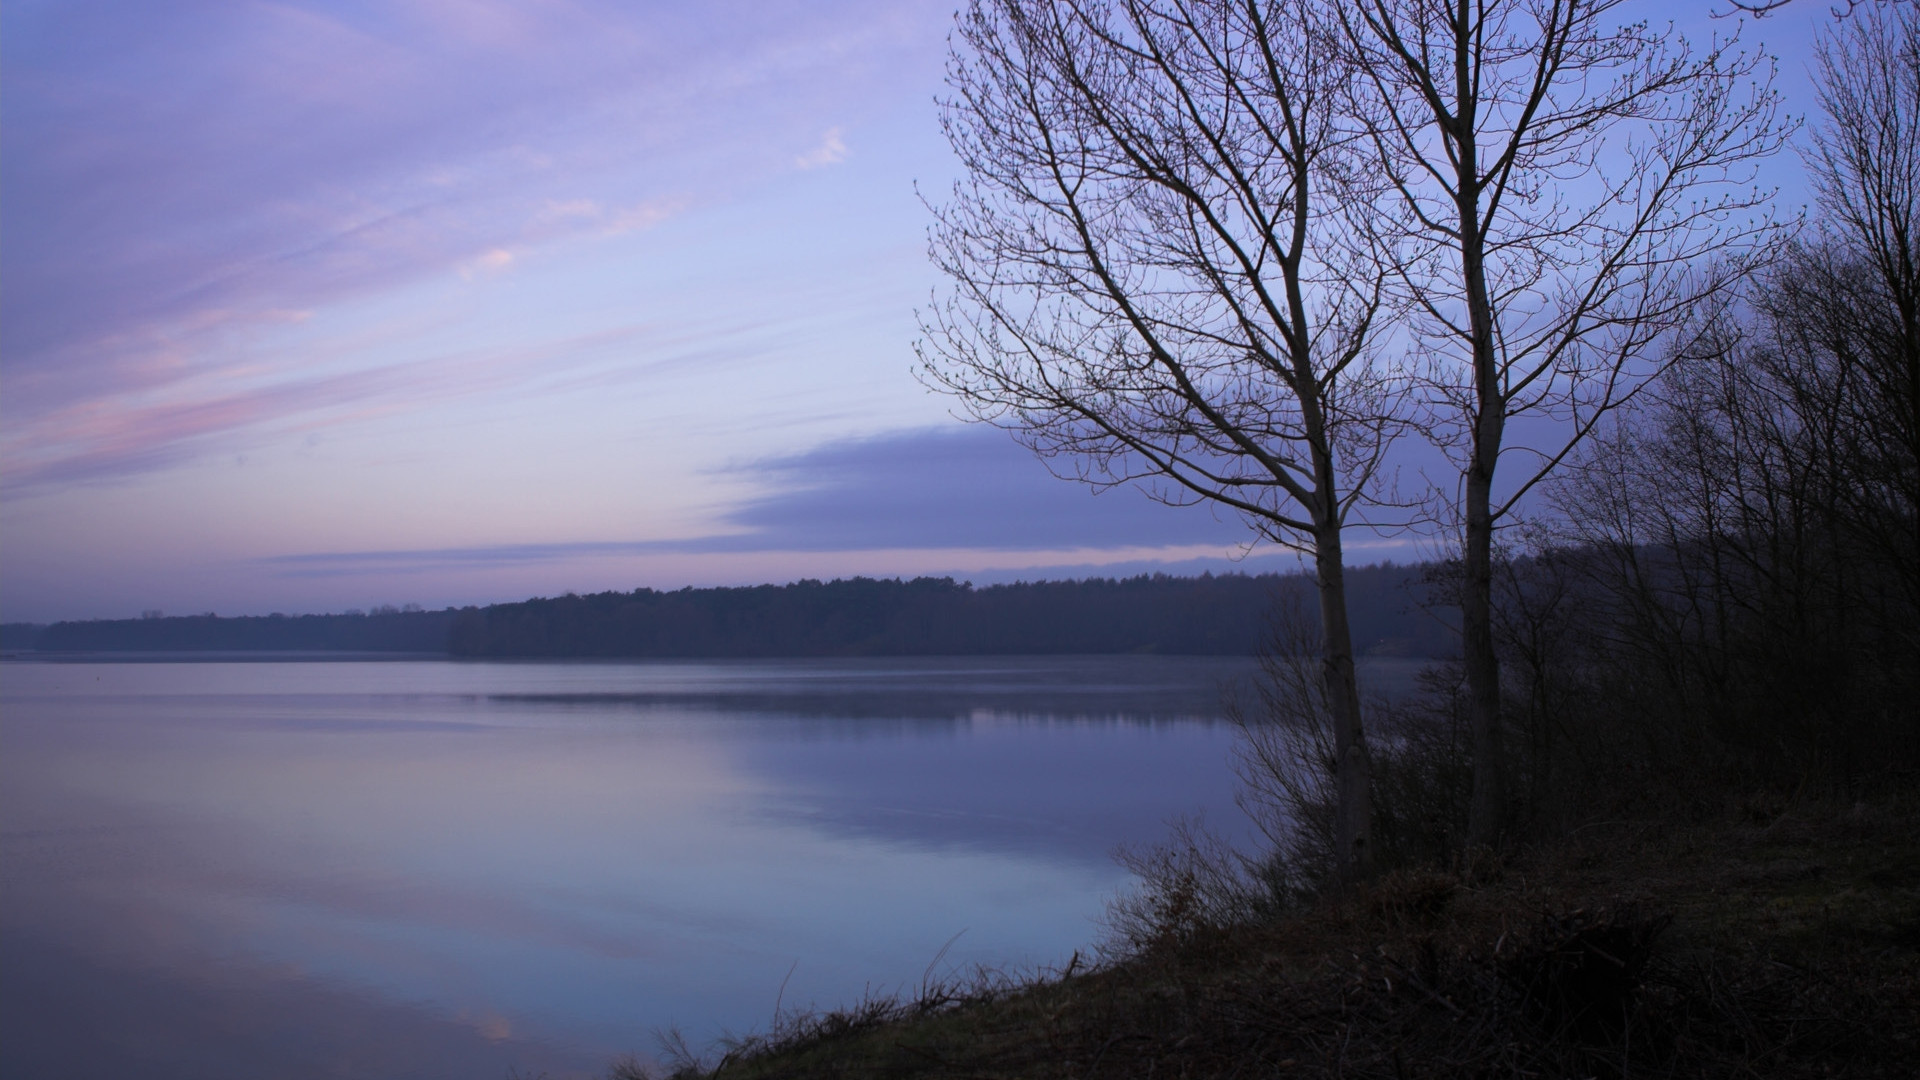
[[0, 657, 1267, 1078]]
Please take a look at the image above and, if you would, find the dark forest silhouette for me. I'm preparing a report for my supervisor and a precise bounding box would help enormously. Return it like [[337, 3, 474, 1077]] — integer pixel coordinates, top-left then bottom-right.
[[15, 606, 454, 654], [5, 566, 1452, 659]]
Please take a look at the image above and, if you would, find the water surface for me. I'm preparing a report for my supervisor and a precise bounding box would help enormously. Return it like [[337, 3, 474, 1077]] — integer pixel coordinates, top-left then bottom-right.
[[2, 655, 1286, 1078]]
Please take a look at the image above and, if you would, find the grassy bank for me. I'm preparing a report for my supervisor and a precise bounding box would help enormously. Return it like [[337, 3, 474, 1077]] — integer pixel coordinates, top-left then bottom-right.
[[625, 796, 1918, 1079]]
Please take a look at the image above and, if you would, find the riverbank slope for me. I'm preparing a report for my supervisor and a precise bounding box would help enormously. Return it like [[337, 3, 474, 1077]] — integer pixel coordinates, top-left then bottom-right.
[[638, 796, 1917, 1079]]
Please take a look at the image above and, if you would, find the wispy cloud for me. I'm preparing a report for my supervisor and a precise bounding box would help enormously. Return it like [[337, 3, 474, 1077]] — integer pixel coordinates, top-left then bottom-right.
[[259, 426, 1249, 575], [795, 127, 850, 169], [2, 0, 939, 478], [459, 248, 516, 278], [0, 316, 786, 495]]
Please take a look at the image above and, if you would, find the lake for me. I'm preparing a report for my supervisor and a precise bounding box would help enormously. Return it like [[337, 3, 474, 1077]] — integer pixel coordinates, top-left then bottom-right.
[[0, 655, 1300, 1078]]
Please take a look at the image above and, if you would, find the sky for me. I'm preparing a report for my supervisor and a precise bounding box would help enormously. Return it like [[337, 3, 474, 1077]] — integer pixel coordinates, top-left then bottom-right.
[[0, 0, 1841, 623]]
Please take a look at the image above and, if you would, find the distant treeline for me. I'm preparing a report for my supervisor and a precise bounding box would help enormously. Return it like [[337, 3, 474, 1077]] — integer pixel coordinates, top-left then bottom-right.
[[6, 566, 1453, 658], [0, 623, 46, 650], [16, 607, 455, 653], [448, 568, 1447, 658]]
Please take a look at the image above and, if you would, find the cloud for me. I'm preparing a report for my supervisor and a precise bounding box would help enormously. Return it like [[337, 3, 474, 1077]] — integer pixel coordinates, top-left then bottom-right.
[[1, 1, 938, 445], [604, 197, 688, 236], [459, 248, 516, 278], [721, 426, 1242, 549], [795, 127, 849, 169], [538, 198, 603, 222], [459, 247, 516, 278], [261, 426, 1250, 574], [0, 318, 701, 495]]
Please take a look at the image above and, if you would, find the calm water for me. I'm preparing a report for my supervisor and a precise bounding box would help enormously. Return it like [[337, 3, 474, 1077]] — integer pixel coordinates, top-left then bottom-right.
[[0, 655, 1287, 1078]]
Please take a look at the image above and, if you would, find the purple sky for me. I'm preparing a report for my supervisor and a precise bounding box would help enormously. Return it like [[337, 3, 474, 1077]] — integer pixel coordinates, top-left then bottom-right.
[[1, 1, 1834, 623]]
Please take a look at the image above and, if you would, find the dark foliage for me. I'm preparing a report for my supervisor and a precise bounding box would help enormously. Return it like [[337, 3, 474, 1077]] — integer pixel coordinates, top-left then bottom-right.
[[0, 623, 45, 650], [1497, 903, 1672, 1042], [448, 569, 1448, 659], [32, 607, 455, 653], [13, 568, 1448, 658]]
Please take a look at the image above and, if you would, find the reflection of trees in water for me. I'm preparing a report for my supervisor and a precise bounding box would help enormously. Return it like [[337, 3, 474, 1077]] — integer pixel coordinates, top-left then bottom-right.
[[483, 655, 1428, 728], [486, 691, 1227, 728]]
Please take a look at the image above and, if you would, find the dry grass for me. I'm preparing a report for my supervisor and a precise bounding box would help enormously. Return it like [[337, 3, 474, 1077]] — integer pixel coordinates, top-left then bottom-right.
[[622, 795, 1919, 1080]]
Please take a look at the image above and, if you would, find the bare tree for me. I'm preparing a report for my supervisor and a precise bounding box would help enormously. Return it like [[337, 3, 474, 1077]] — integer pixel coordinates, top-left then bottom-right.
[[920, 0, 1406, 881], [1542, 7, 1920, 781], [1716, 1, 1912, 19], [1338, 0, 1788, 845], [1804, 4, 1920, 602]]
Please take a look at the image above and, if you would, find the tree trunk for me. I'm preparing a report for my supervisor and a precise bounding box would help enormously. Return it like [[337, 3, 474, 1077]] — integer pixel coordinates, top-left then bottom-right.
[[1452, 43, 1506, 847], [1463, 448, 1505, 847], [1460, 237, 1507, 847], [1315, 526, 1373, 881]]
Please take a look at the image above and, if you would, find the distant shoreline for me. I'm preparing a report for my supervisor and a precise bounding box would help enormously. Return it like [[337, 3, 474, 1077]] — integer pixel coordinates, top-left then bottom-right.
[[0, 650, 451, 663], [2, 568, 1453, 661]]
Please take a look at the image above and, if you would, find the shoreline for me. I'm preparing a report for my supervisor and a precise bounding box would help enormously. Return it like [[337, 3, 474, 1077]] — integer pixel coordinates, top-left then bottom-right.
[[643, 797, 1919, 1079]]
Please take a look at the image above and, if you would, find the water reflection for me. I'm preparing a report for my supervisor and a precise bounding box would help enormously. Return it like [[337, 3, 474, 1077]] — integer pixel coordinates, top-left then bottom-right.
[[0, 656, 1260, 1077], [1, 932, 593, 1079]]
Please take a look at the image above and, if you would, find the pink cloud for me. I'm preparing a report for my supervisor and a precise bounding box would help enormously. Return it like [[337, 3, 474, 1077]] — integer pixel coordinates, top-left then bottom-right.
[[3, 0, 944, 471]]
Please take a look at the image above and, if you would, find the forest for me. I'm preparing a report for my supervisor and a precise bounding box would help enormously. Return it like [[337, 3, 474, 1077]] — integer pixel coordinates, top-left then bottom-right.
[[7, 565, 1451, 659], [444, 568, 1454, 657], [17, 606, 455, 653]]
